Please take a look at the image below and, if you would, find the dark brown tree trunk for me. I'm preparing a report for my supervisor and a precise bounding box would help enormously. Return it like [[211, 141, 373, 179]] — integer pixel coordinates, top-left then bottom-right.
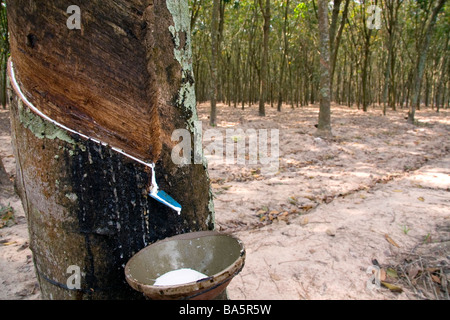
[[434, 34, 449, 113], [7, 0, 214, 300], [408, 0, 447, 123], [382, 0, 402, 116], [317, 0, 332, 136], [210, 0, 220, 126], [277, 0, 289, 112], [361, 31, 372, 112], [360, 0, 379, 112], [0, 1, 8, 110], [0, 155, 9, 186], [258, 0, 270, 117], [329, 0, 350, 101]]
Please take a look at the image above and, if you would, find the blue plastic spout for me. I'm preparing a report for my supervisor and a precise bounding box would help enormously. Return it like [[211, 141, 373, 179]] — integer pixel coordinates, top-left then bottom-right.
[[148, 163, 182, 214], [149, 189, 182, 215]]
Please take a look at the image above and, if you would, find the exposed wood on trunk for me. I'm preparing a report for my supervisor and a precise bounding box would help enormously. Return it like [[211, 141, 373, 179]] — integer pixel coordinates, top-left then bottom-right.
[[7, 0, 165, 164]]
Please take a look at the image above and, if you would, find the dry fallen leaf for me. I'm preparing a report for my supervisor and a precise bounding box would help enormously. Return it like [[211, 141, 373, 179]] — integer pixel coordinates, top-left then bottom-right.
[[278, 212, 289, 221], [269, 272, 282, 281], [385, 234, 400, 248], [300, 217, 309, 226], [408, 266, 421, 279], [288, 196, 298, 205], [256, 209, 267, 215], [380, 268, 387, 281], [323, 196, 334, 204], [386, 268, 398, 278], [0, 241, 17, 246], [301, 205, 314, 212], [431, 274, 441, 284], [381, 281, 403, 293]]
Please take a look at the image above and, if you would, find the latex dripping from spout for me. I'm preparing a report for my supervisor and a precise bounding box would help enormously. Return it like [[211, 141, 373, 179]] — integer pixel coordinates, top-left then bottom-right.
[[148, 163, 182, 215]]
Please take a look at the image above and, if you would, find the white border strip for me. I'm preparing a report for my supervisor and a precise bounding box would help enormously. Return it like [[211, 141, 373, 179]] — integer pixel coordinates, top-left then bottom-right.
[[8, 59, 153, 169]]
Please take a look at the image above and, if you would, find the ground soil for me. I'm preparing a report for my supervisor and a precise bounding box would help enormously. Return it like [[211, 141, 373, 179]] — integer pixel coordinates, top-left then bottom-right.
[[1, 103, 449, 300]]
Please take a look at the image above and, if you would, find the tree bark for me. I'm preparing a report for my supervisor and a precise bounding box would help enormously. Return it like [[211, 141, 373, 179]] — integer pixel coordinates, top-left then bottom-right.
[[258, 0, 270, 117], [210, 0, 220, 126], [7, 0, 214, 300], [408, 0, 447, 123], [329, 0, 350, 100], [317, 0, 332, 136], [435, 35, 449, 113], [277, 0, 289, 112], [0, 155, 9, 186], [382, 0, 401, 116], [1, 1, 9, 110], [361, 11, 373, 112]]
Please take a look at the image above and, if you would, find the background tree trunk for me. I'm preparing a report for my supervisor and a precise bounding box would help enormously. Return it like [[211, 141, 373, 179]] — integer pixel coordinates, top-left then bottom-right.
[[329, 0, 350, 100], [258, 0, 270, 117], [277, 0, 289, 112], [361, 4, 373, 113], [408, 0, 447, 123], [435, 34, 449, 113], [317, 0, 332, 136], [382, 0, 401, 116], [7, 0, 214, 300], [210, 0, 220, 126], [0, 155, 9, 186]]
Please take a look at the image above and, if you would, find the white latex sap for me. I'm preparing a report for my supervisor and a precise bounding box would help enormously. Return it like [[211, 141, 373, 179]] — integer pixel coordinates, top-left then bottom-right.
[[154, 268, 208, 286]]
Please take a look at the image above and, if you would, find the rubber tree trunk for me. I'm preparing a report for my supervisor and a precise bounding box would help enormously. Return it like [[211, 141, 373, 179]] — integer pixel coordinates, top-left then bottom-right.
[[0, 156, 9, 187], [317, 0, 332, 136], [209, 0, 219, 126], [408, 0, 446, 123], [258, 0, 270, 117], [277, 0, 289, 113], [7, 0, 214, 300]]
